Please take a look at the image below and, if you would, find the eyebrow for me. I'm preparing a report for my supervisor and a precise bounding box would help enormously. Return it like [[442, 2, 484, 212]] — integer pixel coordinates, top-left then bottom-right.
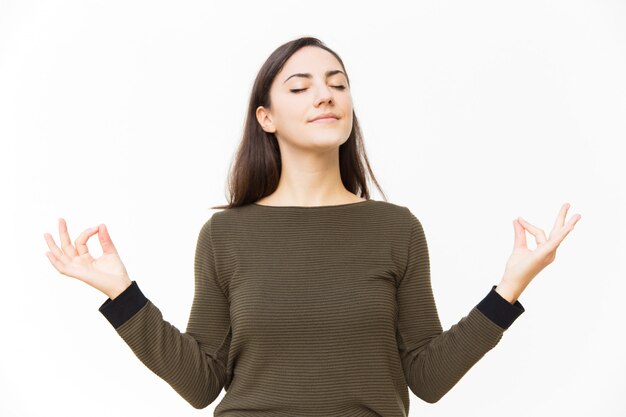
[[283, 69, 347, 84]]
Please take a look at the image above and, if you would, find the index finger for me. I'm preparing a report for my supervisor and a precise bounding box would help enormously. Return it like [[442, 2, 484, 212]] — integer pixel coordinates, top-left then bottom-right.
[[75, 226, 99, 256], [552, 202, 570, 230], [58, 218, 76, 257]]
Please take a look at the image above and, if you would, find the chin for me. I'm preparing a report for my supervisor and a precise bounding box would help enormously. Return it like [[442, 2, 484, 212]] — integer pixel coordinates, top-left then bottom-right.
[[303, 134, 350, 150]]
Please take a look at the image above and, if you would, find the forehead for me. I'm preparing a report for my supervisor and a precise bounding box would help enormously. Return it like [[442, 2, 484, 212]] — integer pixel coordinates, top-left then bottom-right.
[[279, 46, 343, 79]]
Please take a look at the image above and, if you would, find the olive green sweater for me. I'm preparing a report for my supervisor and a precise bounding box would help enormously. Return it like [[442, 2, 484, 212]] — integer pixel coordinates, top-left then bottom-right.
[[99, 200, 524, 416]]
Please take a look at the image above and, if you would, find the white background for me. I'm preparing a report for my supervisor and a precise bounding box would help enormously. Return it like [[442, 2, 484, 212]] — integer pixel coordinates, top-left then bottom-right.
[[2, 0, 624, 416]]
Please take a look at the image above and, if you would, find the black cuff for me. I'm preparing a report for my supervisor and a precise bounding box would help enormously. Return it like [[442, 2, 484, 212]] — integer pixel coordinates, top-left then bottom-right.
[[476, 285, 525, 330], [98, 281, 149, 329]]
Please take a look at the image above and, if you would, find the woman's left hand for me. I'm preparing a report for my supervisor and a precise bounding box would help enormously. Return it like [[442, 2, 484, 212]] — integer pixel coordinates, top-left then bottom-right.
[[496, 202, 582, 303]]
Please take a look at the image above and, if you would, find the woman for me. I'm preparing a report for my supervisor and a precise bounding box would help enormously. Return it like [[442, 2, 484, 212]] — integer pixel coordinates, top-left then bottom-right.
[[43, 36, 581, 416]]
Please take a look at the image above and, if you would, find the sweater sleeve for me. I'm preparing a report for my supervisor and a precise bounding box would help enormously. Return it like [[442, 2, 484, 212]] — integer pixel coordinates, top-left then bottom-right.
[[396, 211, 525, 404], [98, 216, 231, 409]]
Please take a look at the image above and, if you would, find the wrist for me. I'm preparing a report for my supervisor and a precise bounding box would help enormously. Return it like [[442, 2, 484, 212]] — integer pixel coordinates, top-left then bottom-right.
[[495, 280, 523, 304], [106, 279, 132, 300]]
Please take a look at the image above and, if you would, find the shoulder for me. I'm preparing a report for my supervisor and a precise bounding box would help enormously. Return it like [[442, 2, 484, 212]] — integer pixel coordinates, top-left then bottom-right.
[[355, 200, 427, 245], [369, 201, 428, 248], [369, 200, 422, 225], [197, 205, 254, 239], [196, 208, 227, 238]]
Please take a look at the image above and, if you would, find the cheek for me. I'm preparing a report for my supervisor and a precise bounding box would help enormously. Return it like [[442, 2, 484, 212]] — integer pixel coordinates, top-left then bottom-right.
[[340, 96, 353, 117], [341, 98, 353, 124], [275, 97, 306, 122], [272, 108, 307, 140]]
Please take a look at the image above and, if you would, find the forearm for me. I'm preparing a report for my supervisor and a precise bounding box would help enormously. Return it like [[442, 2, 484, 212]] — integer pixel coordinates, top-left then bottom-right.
[[99, 281, 226, 409], [400, 286, 525, 403], [401, 307, 506, 403]]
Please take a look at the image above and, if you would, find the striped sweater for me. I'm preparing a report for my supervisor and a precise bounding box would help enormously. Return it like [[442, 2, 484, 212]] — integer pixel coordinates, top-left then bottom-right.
[[99, 199, 525, 416]]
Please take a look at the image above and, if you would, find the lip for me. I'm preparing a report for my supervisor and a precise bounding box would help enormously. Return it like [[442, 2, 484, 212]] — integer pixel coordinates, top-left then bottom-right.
[[309, 113, 339, 122]]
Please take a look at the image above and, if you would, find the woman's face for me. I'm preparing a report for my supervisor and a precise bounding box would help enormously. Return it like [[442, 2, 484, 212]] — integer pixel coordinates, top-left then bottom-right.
[[257, 46, 353, 152]]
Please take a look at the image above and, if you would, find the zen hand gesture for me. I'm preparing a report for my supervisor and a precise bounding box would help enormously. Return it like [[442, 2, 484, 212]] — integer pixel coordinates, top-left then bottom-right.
[[43, 218, 132, 299], [497, 203, 582, 302]]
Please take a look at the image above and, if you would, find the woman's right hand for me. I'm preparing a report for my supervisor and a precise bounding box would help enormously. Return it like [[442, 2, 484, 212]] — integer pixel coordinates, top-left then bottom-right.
[[44, 218, 132, 300]]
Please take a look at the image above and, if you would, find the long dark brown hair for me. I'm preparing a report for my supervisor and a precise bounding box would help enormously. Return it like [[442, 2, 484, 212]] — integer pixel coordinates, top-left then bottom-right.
[[210, 36, 387, 210]]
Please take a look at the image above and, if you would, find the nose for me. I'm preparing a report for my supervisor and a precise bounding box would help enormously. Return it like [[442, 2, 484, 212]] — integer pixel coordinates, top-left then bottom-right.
[[313, 83, 334, 107]]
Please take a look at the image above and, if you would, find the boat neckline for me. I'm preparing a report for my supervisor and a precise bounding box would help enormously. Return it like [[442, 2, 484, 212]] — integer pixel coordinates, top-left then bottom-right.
[[251, 199, 374, 209]]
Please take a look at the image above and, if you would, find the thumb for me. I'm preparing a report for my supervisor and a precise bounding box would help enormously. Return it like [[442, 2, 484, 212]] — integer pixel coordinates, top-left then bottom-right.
[[513, 218, 527, 250], [97, 224, 119, 255]]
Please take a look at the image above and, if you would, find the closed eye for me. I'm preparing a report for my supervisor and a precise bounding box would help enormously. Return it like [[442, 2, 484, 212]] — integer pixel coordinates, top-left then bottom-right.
[[290, 85, 347, 93]]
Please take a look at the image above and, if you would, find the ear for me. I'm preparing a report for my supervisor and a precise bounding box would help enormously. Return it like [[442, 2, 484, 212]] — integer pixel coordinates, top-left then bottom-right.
[[256, 106, 276, 133]]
